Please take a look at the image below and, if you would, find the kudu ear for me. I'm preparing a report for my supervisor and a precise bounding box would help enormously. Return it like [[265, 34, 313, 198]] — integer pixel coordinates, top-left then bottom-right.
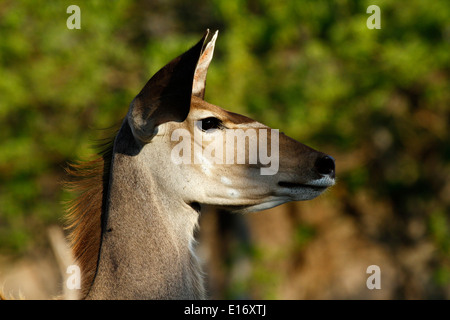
[[193, 30, 218, 99], [128, 29, 217, 143]]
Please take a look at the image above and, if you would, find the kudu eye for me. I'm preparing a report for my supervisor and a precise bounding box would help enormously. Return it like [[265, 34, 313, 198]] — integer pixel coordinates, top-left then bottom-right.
[[200, 117, 222, 132]]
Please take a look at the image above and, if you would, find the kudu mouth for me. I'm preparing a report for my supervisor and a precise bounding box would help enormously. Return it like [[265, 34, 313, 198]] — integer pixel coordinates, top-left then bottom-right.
[[277, 181, 328, 191]]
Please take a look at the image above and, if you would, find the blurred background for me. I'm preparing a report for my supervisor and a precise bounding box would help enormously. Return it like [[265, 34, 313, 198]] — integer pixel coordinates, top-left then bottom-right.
[[0, 0, 449, 299]]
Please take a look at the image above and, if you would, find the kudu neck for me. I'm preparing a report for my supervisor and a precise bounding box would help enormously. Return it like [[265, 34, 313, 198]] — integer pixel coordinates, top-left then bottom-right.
[[86, 123, 204, 299]]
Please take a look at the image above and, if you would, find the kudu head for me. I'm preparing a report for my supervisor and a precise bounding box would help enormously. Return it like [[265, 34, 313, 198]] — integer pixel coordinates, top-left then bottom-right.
[[126, 30, 335, 214]]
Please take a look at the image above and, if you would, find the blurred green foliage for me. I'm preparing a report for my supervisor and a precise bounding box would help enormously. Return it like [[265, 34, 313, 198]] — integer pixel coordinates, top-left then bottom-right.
[[0, 0, 449, 297]]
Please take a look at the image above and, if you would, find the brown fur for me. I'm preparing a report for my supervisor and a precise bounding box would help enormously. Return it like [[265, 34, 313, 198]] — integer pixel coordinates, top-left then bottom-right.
[[64, 138, 114, 298]]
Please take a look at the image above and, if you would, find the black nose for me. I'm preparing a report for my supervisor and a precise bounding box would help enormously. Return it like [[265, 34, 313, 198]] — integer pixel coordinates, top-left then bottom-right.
[[315, 155, 335, 177]]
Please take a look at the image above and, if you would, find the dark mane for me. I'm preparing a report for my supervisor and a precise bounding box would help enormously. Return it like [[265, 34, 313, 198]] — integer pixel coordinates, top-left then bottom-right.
[[64, 135, 115, 297]]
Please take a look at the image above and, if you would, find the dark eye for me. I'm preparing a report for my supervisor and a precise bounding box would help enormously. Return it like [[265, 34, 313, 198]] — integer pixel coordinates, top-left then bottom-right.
[[200, 117, 222, 131]]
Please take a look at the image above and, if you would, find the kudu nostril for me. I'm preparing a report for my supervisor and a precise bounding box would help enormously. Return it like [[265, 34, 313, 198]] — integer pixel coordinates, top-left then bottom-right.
[[315, 155, 335, 176]]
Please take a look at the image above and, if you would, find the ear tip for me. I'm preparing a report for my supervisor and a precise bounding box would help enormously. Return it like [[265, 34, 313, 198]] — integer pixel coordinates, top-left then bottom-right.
[[203, 29, 219, 48], [203, 28, 219, 39]]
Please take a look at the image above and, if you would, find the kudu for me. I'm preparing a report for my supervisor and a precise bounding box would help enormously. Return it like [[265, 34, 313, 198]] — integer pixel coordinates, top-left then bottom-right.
[[65, 30, 335, 300]]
